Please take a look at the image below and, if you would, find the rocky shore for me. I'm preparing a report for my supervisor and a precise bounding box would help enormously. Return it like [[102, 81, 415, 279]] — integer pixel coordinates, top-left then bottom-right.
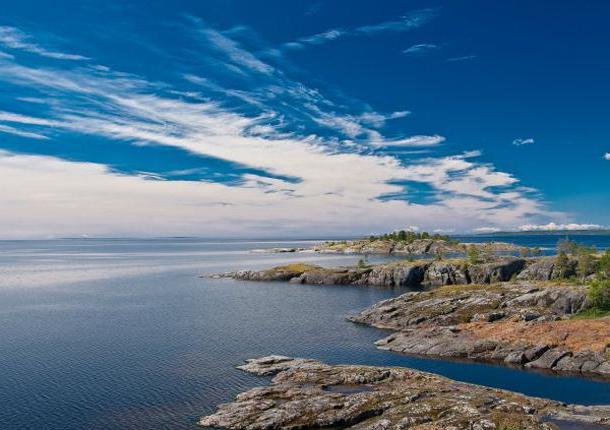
[[219, 256, 610, 378], [226, 256, 572, 288], [313, 238, 520, 256], [350, 282, 610, 378], [200, 356, 610, 430]]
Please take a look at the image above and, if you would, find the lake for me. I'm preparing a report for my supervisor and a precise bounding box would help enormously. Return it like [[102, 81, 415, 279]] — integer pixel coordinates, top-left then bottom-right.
[[1, 237, 609, 429]]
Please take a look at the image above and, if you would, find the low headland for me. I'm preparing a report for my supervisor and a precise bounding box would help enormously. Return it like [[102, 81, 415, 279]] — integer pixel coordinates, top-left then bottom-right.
[[202, 234, 610, 429]]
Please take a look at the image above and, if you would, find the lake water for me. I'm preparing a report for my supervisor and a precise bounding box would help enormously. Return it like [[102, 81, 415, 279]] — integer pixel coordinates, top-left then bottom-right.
[[1, 237, 609, 430]]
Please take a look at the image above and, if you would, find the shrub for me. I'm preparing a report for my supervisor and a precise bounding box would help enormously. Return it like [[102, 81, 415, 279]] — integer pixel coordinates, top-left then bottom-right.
[[357, 254, 369, 268], [554, 251, 571, 279], [587, 279, 610, 311], [599, 250, 610, 279], [577, 246, 598, 280], [557, 238, 579, 255], [467, 245, 482, 264]]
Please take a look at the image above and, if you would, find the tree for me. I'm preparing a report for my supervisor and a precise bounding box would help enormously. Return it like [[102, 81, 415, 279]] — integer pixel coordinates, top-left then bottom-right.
[[397, 230, 407, 241], [557, 238, 578, 255], [467, 245, 482, 264], [588, 279, 610, 311], [577, 246, 598, 280], [599, 250, 610, 279], [554, 251, 571, 279]]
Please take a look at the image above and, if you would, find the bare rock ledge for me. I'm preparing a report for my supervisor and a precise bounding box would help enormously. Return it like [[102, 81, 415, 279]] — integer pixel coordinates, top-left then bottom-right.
[[199, 356, 610, 430]]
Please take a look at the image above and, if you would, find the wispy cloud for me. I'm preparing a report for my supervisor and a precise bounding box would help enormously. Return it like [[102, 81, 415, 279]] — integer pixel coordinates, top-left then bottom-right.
[[283, 8, 437, 50], [446, 55, 477, 62], [0, 22, 560, 237], [512, 137, 534, 146], [403, 43, 439, 56], [0, 124, 49, 140], [355, 8, 437, 34], [372, 134, 445, 147], [0, 26, 88, 60]]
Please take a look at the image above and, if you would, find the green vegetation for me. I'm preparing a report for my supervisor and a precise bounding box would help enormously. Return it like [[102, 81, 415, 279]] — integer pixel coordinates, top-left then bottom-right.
[[588, 279, 610, 311], [576, 249, 610, 317], [557, 237, 580, 255], [466, 245, 482, 264], [599, 249, 610, 278], [553, 238, 599, 281], [267, 263, 320, 273], [571, 307, 610, 320], [576, 245, 598, 280], [366, 230, 457, 244], [357, 256, 369, 268]]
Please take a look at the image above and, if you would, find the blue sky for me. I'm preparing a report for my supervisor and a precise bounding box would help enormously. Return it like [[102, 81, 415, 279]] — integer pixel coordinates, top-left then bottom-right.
[[0, 0, 608, 238]]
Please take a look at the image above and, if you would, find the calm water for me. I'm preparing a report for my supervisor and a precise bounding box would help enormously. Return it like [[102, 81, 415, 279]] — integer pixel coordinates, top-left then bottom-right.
[[456, 233, 610, 254], [1, 237, 609, 430]]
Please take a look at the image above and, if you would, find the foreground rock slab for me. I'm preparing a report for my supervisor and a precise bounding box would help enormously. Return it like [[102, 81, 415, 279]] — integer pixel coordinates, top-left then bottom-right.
[[199, 356, 610, 430]]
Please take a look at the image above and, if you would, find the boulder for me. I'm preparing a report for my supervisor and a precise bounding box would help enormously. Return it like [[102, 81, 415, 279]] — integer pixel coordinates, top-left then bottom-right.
[[516, 257, 555, 281], [468, 258, 526, 284], [422, 261, 469, 286], [525, 349, 570, 370]]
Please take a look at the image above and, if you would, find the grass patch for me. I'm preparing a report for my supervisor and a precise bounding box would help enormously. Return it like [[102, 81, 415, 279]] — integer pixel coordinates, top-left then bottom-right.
[[267, 263, 321, 273], [570, 308, 610, 320]]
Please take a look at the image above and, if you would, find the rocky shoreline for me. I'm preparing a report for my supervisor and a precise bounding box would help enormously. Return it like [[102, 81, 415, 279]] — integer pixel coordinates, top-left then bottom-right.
[[225, 256, 574, 288], [350, 282, 610, 379], [312, 238, 521, 256], [201, 253, 610, 428], [216, 256, 610, 378], [200, 356, 610, 429]]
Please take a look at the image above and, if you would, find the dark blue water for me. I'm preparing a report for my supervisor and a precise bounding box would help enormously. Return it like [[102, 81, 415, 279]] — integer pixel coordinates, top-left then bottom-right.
[[0, 237, 609, 430], [456, 233, 610, 255]]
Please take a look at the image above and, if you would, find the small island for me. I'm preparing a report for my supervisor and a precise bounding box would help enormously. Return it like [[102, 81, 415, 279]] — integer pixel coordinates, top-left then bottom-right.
[[311, 230, 523, 256]]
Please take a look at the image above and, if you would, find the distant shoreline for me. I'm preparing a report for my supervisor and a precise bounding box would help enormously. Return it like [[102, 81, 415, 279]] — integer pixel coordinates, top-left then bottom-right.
[[475, 229, 610, 237]]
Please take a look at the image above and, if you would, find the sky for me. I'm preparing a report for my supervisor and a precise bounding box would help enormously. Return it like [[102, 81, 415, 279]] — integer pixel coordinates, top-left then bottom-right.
[[0, 0, 608, 238]]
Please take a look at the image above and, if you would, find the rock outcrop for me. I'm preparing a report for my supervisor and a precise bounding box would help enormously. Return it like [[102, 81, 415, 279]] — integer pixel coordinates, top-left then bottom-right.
[[226, 258, 529, 288], [200, 356, 610, 430], [349, 283, 610, 378], [517, 257, 578, 281], [313, 239, 519, 256]]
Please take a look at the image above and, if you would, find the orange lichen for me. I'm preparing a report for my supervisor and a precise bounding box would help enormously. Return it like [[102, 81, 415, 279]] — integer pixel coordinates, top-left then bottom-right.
[[461, 319, 610, 353]]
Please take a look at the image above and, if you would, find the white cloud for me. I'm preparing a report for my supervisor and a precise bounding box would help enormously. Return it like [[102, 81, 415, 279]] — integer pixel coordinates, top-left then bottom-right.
[[0, 26, 88, 60], [0, 24, 559, 238], [0, 124, 49, 140], [446, 55, 477, 62], [281, 8, 436, 51], [0, 110, 59, 126], [373, 134, 445, 147], [604, 153, 610, 160], [518, 222, 604, 232], [403, 43, 439, 55], [473, 227, 501, 234], [190, 19, 274, 75], [512, 137, 535, 146], [355, 9, 437, 34]]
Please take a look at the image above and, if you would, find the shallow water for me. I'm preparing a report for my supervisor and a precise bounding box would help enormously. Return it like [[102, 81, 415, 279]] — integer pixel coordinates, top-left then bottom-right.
[[0, 238, 609, 429]]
